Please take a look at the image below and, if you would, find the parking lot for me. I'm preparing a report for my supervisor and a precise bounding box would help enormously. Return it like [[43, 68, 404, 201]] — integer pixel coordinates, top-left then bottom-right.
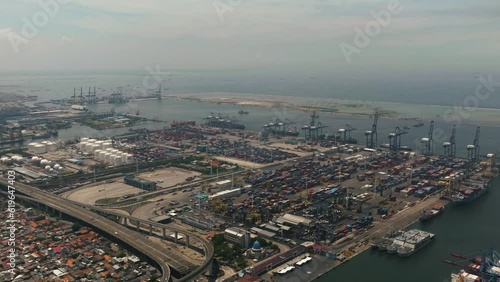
[[137, 167, 201, 189]]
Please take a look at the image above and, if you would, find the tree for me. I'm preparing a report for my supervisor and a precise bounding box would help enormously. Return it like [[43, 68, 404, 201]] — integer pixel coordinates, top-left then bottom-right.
[[71, 222, 82, 232]]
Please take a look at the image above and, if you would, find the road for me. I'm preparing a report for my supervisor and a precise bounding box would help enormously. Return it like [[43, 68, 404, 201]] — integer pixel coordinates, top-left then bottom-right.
[[1, 179, 214, 282], [1, 181, 172, 282]]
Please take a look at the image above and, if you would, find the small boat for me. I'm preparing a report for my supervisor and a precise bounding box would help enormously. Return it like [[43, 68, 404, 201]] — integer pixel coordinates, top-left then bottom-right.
[[420, 204, 444, 222]]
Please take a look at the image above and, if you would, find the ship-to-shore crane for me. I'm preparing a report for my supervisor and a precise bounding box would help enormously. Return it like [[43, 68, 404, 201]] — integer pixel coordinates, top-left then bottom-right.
[[338, 124, 356, 144], [421, 121, 434, 155], [467, 126, 480, 161], [365, 111, 379, 148], [388, 127, 407, 151], [443, 125, 457, 158]]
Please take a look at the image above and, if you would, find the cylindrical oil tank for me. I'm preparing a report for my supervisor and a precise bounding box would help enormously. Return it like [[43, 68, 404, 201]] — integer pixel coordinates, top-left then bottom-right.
[[46, 142, 57, 152], [34, 144, 47, 154], [28, 142, 38, 152]]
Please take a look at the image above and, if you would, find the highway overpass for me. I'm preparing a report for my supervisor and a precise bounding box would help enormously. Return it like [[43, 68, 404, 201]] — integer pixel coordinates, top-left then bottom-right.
[[0, 179, 214, 282]]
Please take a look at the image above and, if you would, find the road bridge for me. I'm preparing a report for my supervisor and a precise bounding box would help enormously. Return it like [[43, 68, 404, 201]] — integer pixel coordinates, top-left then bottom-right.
[[0, 179, 214, 282]]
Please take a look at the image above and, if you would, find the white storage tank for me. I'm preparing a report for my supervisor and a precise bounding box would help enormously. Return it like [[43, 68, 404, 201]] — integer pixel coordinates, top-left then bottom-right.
[[46, 142, 57, 152], [85, 143, 94, 153], [1, 157, 12, 164], [34, 144, 47, 154], [102, 142, 112, 150], [91, 144, 100, 153], [31, 156, 41, 164], [103, 153, 112, 163], [77, 142, 87, 151], [125, 154, 134, 164], [28, 142, 38, 152], [94, 149, 102, 158], [105, 148, 114, 152], [45, 165, 51, 170], [113, 156, 122, 166], [80, 137, 89, 143], [12, 156, 25, 163], [87, 139, 97, 144], [98, 151, 106, 161]]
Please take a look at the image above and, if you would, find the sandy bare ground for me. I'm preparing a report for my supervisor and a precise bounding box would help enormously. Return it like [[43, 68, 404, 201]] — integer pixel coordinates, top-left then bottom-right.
[[166, 92, 500, 127], [63, 181, 141, 205], [137, 168, 201, 189]]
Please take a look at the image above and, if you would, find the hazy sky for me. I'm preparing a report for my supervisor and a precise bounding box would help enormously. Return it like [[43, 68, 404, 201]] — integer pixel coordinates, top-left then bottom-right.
[[0, 0, 499, 73]]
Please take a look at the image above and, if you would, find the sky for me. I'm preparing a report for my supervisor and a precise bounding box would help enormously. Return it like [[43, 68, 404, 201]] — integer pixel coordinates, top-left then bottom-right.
[[0, 0, 499, 74]]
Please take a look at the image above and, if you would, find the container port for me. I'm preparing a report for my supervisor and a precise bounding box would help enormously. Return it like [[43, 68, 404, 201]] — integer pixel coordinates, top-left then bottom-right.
[[0, 98, 498, 282]]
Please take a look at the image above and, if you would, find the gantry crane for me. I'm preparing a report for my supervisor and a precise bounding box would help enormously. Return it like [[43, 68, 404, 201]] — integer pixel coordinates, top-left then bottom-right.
[[365, 111, 379, 148], [443, 125, 457, 158], [421, 121, 434, 155], [338, 124, 356, 144], [388, 127, 407, 151], [79, 87, 84, 103], [467, 126, 480, 161], [302, 111, 329, 140], [443, 248, 500, 282]]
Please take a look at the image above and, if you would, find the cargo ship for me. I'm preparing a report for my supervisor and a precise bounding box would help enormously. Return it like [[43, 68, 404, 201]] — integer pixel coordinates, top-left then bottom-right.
[[171, 121, 196, 128], [396, 229, 435, 257], [419, 204, 444, 222], [204, 113, 246, 130], [450, 182, 488, 206]]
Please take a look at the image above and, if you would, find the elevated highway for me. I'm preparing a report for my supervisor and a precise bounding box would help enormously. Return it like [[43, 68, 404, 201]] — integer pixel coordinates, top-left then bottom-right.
[[0, 179, 214, 282]]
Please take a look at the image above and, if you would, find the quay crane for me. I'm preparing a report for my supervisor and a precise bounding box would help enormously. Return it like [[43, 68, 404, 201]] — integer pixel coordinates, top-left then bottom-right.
[[421, 121, 434, 155], [302, 111, 329, 141], [443, 248, 500, 282], [365, 111, 379, 148], [467, 126, 480, 161], [388, 127, 407, 151], [338, 124, 357, 144], [443, 125, 457, 158]]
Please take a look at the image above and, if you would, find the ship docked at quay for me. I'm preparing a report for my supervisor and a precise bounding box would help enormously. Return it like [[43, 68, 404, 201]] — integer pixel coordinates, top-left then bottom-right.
[[419, 204, 444, 222], [374, 229, 435, 257], [450, 182, 488, 206]]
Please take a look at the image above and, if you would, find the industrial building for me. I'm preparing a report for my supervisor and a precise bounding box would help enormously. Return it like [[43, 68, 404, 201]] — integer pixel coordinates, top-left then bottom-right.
[[213, 179, 232, 190], [274, 213, 313, 227], [123, 176, 156, 190], [249, 227, 276, 239], [224, 227, 251, 249], [208, 188, 241, 199]]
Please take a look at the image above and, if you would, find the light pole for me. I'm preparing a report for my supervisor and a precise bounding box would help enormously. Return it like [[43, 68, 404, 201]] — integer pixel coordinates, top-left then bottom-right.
[[99, 189, 107, 199], [406, 167, 413, 184]]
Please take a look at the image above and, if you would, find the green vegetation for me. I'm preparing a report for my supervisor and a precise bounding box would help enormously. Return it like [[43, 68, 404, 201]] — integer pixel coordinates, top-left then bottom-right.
[[211, 234, 246, 267], [71, 222, 82, 232]]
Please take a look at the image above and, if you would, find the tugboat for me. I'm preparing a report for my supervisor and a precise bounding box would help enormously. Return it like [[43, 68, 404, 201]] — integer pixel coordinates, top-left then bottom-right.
[[420, 204, 444, 222], [238, 109, 249, 115]]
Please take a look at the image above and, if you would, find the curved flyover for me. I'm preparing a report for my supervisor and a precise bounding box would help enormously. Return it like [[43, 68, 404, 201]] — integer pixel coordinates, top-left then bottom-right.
[[1, 180, 214, 282]]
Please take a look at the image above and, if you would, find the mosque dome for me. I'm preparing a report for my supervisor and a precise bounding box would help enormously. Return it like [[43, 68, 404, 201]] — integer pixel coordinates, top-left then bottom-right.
[[252, 241, 262, 251]]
